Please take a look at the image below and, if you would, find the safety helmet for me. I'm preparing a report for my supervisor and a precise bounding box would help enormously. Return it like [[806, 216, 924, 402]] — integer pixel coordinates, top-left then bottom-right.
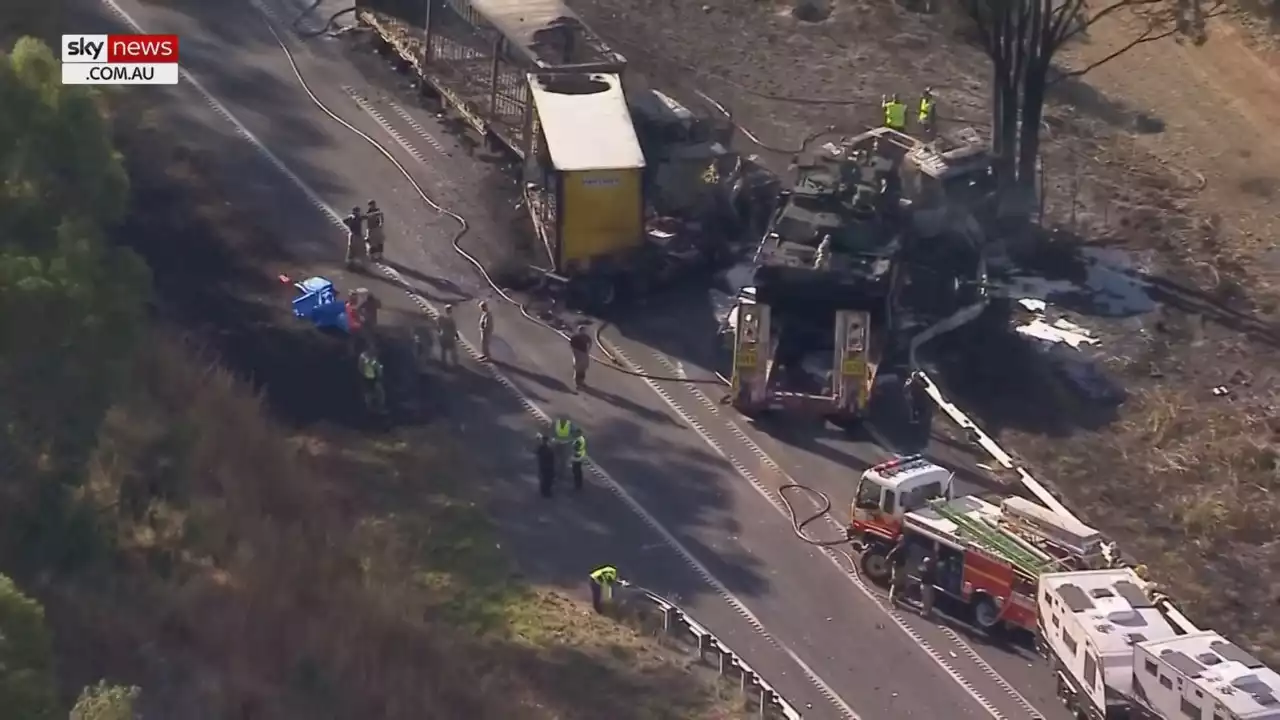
[[351, 206, 361, 214], [444, 304, 453, 312], [367, 199, 378, 208], [479, 300, 488, 310]]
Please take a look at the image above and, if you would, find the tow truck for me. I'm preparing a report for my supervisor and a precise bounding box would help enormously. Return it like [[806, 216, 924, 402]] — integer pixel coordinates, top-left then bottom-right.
[[848, 454, 1110, 633], [719, 126, 1001, 426]]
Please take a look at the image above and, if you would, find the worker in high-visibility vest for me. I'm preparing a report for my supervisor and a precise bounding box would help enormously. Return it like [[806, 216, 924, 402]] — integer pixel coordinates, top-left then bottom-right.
[[918, 88, 936, 136], [552, 417, 575, 472], [588, 565, 627, 613], [570, 429, 587, 491], [358, 349, 385, 413], [882, 94, 906, 132]]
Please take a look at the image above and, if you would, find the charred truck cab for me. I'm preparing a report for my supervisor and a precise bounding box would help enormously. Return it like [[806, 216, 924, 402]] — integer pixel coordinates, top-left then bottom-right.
[[726, 133, 904, 425]]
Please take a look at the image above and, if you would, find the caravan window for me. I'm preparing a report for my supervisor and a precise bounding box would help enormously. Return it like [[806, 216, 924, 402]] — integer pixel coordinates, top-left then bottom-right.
[[1179, 697, 1200, 718], [1062, 629, 1078, 655], [1083, 653, 1099, 691], [1144, 659, 1158, 676], [1160, 675, 1173, 689]]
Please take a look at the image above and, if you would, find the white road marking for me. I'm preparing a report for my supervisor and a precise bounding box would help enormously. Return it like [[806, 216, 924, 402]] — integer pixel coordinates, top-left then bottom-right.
[[95, 0, 860, 715]]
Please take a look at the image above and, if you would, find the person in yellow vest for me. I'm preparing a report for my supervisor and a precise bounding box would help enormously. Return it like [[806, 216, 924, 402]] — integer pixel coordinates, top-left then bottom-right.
[[570, 428, 587, 491], [552, 416, 575, 473], [918, 88, 936, 137], [358, 348, 385, 413], [882, 94, 906, 132], [588, 565, 628, 613]]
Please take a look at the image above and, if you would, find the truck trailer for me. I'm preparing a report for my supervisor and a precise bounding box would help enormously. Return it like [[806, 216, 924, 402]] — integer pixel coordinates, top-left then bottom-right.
[[356, 0, 745, 307]]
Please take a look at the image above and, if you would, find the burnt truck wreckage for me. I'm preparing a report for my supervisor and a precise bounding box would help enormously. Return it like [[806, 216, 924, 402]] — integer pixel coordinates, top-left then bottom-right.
[[721, 127, 1003, 426], [355, 0, 765, 308]]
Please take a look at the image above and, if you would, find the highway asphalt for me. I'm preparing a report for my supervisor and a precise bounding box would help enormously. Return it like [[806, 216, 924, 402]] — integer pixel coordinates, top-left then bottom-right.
[[87, 0, 1072, 716]]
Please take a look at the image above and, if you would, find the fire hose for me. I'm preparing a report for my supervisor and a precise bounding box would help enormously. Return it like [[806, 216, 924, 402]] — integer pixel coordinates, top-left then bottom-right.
[[261, 6, 724, 385]]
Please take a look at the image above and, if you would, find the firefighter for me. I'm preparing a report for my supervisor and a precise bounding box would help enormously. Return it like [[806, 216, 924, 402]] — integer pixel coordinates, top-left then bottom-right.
[[569, 323, 591, 391], [904, 371, 928, 425], [588, 565, 624, 614], [917, 555, 938, 618], [477, 300, 493, 361], [882, 93, 906, 132], [918, 88, 937, 136], [885, 534, 909, 604], [437, 304, 458, 367], [343, 206, 365, 268], [364, 199, 385, 262], [534, 433, 556, 498], [570, 428, 587, 491], [358, 347, 385, 413]]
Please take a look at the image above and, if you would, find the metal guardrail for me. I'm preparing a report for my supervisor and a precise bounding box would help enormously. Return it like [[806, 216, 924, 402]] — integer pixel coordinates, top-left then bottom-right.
[[625, 585, 804, 719]]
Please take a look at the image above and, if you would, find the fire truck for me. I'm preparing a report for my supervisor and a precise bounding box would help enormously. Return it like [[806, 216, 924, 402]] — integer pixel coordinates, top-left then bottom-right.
[[848, 455, 1110, 633]]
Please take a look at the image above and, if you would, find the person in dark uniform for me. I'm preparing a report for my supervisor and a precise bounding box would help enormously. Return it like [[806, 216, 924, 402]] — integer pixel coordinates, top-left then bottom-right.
[[904, 371, 929, 425], [569, 323, 591, 391], [535, 434, 555, 498], [364, 199, 385, 262], [917, 555, 938, 618], [885, 534, 909, 604], [343, 206, 365, 268]]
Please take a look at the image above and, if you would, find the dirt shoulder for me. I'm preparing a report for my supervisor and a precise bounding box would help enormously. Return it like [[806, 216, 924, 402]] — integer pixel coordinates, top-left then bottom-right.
[[40, 84, 745, 717], [563, 0, 1280, 664]]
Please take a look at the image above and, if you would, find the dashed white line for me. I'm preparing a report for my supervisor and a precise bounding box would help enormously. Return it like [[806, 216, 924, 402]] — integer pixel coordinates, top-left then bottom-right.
[[97, 0, 860, 715], [599, 338, 1044, 720]]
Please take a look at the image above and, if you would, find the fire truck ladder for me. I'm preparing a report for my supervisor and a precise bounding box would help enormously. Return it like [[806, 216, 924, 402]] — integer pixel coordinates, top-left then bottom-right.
[[927, 500, 1052, 578]]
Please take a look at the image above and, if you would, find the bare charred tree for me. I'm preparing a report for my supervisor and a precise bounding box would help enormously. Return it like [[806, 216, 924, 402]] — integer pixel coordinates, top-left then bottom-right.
[[957, 0, 1225, 217]]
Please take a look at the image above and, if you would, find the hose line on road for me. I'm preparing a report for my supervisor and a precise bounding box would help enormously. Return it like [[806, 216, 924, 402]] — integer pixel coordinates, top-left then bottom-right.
[[259, 7, 725, 386]]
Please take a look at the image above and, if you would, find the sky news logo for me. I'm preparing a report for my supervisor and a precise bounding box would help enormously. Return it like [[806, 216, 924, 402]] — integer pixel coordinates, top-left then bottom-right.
[[60, 34, 180, 85]]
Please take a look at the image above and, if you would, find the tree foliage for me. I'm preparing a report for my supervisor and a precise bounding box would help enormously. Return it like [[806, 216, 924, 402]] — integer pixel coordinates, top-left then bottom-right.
[[0, 574, 58, 720], [71, 681, 142, 720], [956, 0, 1225, 212], [0, 37, 149, 561]]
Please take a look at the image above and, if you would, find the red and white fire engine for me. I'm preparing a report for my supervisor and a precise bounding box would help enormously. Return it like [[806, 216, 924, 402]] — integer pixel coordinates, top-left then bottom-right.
[[847, 455, 1111, 633]]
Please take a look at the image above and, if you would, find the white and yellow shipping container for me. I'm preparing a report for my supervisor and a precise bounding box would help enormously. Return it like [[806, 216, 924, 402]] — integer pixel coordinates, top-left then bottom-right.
[[527, 73, 646, 271]]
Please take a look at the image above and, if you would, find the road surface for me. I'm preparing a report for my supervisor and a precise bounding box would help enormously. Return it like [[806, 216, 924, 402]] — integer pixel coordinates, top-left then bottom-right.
[[86, 0, 1072, 716]]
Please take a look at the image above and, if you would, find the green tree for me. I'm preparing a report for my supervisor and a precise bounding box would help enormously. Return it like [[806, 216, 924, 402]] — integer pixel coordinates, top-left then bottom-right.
[[0, 574, 58, 720], [71, 681, 142, 720], [0, 37, 149, 565]]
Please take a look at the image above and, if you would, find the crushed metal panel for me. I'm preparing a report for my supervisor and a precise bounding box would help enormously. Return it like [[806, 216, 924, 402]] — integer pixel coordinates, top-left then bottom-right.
[[469, 0, 623, 67], [527, 73, 644, 172]]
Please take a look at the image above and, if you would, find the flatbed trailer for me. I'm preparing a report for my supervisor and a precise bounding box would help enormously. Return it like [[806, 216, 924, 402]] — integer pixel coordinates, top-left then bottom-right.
[[357, 0, 626, 157], [358, 1, 745, 308]]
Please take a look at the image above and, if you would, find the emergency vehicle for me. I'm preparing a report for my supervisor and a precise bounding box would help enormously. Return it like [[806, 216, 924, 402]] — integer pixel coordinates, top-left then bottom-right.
[[848, 455, 1109, 633], [1040, 568, 1280, 720]]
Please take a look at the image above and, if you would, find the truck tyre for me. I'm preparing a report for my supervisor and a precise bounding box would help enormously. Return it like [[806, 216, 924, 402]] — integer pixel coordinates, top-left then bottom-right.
[[973, 595, 1002, 631], [859, 544, 892, 586]]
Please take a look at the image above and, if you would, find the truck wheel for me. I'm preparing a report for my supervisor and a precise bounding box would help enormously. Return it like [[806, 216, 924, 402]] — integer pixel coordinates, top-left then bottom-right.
[[973, 595, 1003, 630], [859, 544, 892, 586]]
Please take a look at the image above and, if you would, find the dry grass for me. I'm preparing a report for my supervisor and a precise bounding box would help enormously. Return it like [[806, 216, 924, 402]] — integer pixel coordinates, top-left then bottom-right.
[[49, 336, 734, 718], [1005, 378, 1280, 665]]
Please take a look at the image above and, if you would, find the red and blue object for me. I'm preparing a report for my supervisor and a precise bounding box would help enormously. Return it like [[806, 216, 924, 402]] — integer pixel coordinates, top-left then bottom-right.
[[281, 275, 355, 333]]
